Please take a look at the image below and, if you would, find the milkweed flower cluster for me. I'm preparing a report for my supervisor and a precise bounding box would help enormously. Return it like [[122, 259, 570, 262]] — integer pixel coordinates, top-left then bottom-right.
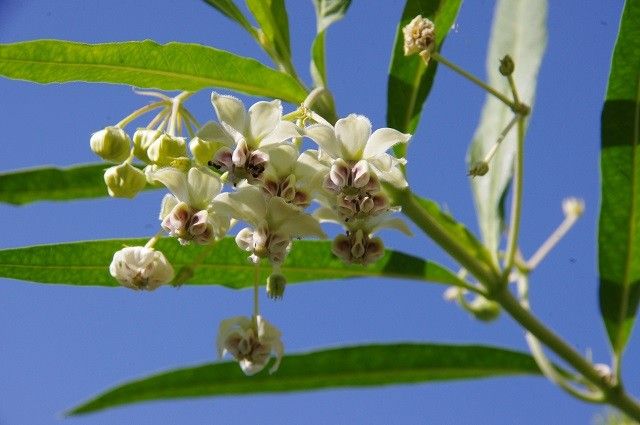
[[93, 91, 412, 375]]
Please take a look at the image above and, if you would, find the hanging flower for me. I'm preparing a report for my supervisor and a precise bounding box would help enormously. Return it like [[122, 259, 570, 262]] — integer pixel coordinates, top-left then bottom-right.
[[109, 246, 174, 290], [216, 315, 284, 375]]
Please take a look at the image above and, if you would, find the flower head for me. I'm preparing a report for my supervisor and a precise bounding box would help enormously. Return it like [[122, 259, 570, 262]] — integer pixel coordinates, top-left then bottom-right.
[[402, 15, 436, 57], [216, 315, 284, 375], [109, 246, 174, 290]]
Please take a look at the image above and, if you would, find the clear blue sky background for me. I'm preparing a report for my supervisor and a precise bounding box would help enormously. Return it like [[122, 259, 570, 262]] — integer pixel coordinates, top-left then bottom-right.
[[0, 0, 632, 424]]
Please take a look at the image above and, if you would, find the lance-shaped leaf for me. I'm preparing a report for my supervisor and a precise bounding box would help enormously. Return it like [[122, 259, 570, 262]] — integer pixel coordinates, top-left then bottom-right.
[[0, 40, 307, 103], [246, 0, 291, 65], [0, 238, 468, 289], [467, 0, 547, 257], [310, 0, 352, 87], [387, 0, 462, 157], [68, 343, 544, 415], [201, 0, 256, 34], [598, 0, 640, 356], [0, 163, 155, 205]]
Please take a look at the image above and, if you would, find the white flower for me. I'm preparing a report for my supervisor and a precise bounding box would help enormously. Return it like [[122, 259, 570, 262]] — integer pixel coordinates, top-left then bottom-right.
[[213, 184, 325, 263], [201, 93, 300, 182], [562, 197, 585, 218], [152, 167, 230, 244], [109, 246, 174, 290], [402, 15, 436, 57], [305, 114, 410, 190], [216, 315, 284, 375]]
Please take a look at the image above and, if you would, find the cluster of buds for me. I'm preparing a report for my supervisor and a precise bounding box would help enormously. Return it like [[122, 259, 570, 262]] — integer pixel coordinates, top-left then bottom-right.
[[98, 90, 413, 375], [402, 15, 436, 61]]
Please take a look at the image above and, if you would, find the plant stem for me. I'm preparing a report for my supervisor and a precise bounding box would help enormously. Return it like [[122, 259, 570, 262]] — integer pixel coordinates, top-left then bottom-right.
[[430, 52, 517, 111], [503, 116, 525, 278], [116, 101, 166, 128]]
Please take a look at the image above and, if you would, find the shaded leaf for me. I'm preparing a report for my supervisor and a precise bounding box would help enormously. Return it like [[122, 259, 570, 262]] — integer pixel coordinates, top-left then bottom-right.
[[0, 237, 466, 289], [68, 343, 544, 415], [0, 40, 307, 103], [0, 163, 153, 205], [598, 0, 640, 355], [387, 0, 462, 157], [201, 0, 255, 34], [467, 0, 547, 257], [310, 0, 352, 87]]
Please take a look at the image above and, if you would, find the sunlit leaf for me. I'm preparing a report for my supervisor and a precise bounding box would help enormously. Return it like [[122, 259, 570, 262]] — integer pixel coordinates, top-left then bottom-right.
[[387, 0, 462, 157], [467, 0, 547, 257], [0, 40, 307, 103], [68, 343, 544, 415], [311, 0, 352, 87], [0, 238, 467, 289], [246, 0, 291, 64], [598, 0, 640, 356], [0, 163, 153, 205], [201, 0, 255, 34]]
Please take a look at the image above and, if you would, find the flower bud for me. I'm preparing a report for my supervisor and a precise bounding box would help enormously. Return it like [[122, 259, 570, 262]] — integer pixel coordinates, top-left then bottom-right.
[[103, 162, 147, 198], [133, 128, 161, 163], [499, 55, 515, 76], [170, 157, 192, 173], [266, 273, 287, 299], [147, 133, 187, 166], [189, 137, 218, 165], [468, 296, 501, 322], [90, 126, 131, 163], [562, 197, 585, 218], [402, 15, 436, 56], [468, 161, 489, 177]]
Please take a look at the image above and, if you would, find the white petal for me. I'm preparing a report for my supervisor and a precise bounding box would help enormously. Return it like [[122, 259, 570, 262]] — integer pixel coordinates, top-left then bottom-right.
[[151, 167, 190, 203], [260, 120, 300, 147], [369, 215, 413, 236], [248, 99, 282, 144], [335, 114, 371, 161], [195, 121, 235, 147], [304, 124, 340, 159], [295, 149, 329, 192], [212, 185, 266, 227], [211, 92, 247, 134], [262, 144, 298, 179], [216, 316, 251, 358], [363, 128, 411, 158], [187, 167, 222, 209], [159, 193, 178, 220], [267, 197, 326, 239], [313, 206, 341, 224]]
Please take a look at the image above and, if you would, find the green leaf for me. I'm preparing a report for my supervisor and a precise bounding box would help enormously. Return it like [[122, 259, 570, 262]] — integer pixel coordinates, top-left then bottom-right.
[[201, 0, 256, 34], [467, 0, 547, 257], [0, 40, 307, 103], [68, 343, 544, 415], [0, 238, 467, 289], [310, 0, 352, 87], [0, 163, 154, 205], [387, 0, 462, 157], [598, 0, 640, 355], [413, 194, 496, 269], [246, 0, 291, 64]]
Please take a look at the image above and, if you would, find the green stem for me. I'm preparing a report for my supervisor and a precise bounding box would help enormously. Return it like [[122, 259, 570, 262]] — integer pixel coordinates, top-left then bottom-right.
[[116, 101, 166, 128], [430, 52, 517, 111], [503, 116, 525, 279], [493, 287, 640, 421], [390, 187, 501, 287]]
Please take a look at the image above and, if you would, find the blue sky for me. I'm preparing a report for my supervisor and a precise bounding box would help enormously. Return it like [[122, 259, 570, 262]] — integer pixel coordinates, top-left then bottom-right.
[[0, 0, 632, 424]]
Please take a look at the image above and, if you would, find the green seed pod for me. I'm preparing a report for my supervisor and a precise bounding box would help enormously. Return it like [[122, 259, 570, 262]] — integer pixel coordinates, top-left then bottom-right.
[[90, 126, 131, 163], [104, 162, 147, 198]]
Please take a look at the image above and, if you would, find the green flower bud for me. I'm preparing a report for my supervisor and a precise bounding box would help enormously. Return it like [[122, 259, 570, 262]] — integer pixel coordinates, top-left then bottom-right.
[[469, 296, 500, 322], [147, 133, 187, 166], [90, 126, 131, 163], [189, 137, 219, 166], [266, 273, 287, 300], [170, 157, 192, 173], [104, 162, 147, 198], [499, 55, 515, 76], [468, 161, 489, 177], [133, 128, 161, 163]]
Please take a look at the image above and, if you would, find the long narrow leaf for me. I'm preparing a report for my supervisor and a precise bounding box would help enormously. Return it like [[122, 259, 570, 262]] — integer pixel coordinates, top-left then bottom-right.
[[387, 0, 462, 157], [310, 0, 352, 87], [467, 1, 547, 257], [598, 0, 640, 355], [68, 343, 544, 415], [201, 0, 256, 34], [0, 163, 153, 205], [0, 40, 307, 103], [0, 238, 467, 289], [246, 0, 291, 64]]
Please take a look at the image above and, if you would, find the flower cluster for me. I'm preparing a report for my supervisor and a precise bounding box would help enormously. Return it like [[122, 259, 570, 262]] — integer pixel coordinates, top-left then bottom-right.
[[94, 91, 412, 375]]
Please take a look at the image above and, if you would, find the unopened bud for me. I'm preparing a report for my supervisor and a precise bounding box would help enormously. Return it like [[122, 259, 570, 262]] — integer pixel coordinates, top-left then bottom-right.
[[147, 133, 187, 166], [402, 15, 436, 56], [562, 197, 585, 218], [266, 273, 287, 299], [499, 55, 515, 76], [90, 126, 131, 163], [133, 128, 161, 163], [189, 137, 218, 166], [468, 296, 500, 322], [170, 157, 192, 172], [104, 162, 146, 198], [468, 161, 489, 177]]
